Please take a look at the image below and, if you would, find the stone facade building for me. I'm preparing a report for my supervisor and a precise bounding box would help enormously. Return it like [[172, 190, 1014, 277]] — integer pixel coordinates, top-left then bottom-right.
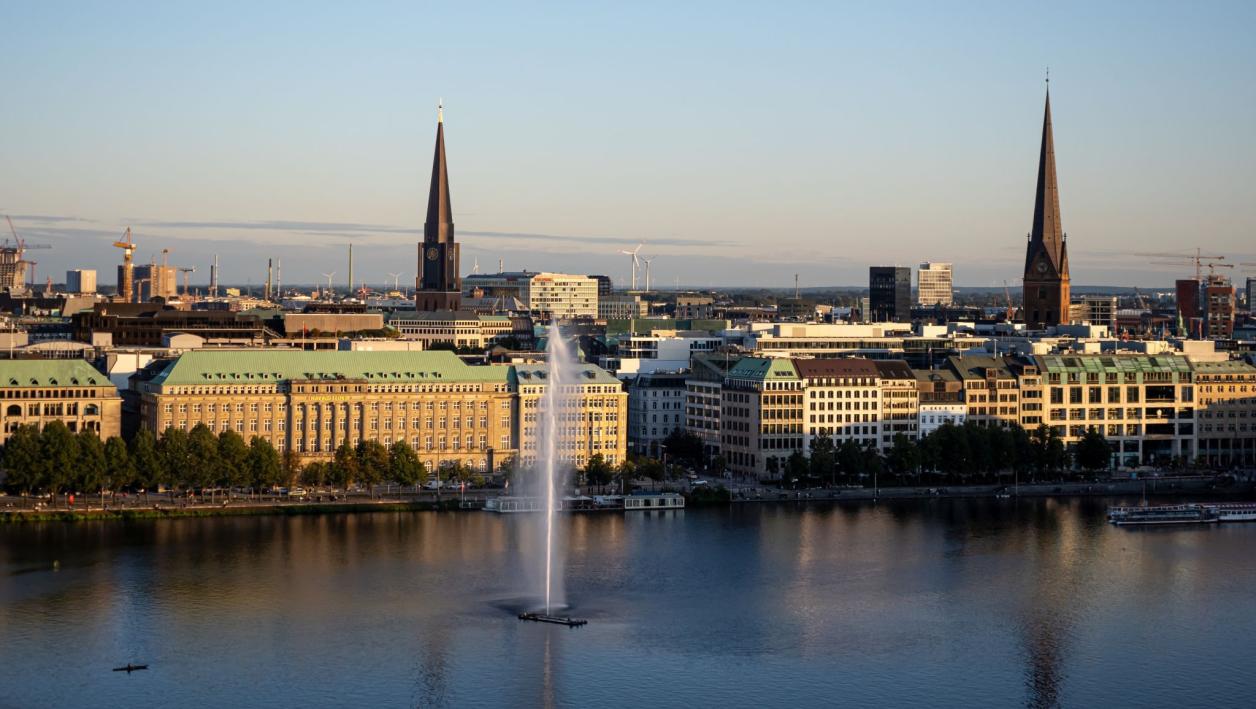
[[0, 360, 121, 442]]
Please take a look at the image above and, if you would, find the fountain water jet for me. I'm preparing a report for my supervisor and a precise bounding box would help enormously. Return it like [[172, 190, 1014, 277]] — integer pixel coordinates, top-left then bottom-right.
[[540, 323, 572, 615]]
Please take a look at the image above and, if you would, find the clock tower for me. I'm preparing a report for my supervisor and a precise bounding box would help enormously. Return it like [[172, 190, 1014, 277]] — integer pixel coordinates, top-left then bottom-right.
[[1021, 87, 1070, 329], [416, 103, 462, 312]]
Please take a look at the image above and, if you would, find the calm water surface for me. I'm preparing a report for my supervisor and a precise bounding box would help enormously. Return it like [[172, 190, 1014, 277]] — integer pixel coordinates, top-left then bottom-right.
[[2, 498, 1254, 708]]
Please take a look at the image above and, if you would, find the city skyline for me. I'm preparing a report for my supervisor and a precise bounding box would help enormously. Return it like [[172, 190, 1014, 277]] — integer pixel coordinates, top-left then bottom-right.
[[4, 2, 1255, 289]]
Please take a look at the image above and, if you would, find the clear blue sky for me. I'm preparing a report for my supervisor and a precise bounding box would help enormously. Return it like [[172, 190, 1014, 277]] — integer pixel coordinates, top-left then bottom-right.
[[3, 1, 1254, 290]]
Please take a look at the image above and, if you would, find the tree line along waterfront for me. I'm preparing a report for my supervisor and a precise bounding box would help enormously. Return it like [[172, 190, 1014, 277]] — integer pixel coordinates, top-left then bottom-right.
[[2, 416, 1128, 501]]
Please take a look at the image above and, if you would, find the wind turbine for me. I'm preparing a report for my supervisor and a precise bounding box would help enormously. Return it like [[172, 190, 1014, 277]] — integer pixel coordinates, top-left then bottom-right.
[[387, 272, 402, 293], [641, 255, 656, 292], [618, 243, 643, 290], [321, 272, 336, 299]]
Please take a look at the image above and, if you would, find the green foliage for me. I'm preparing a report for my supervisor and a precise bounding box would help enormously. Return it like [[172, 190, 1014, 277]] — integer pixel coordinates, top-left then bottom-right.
[[355, 440, 389, 486], [388, 441, 424, 486], [218, 431, 250, 489], [186, 423, 221, 490], [582, 453, 614, 486], [40, 421, 76, 494], [130, 429, 164, 491], [74, 429, 107, 493], [104, 436, 135, 490], [785, 450, 809, 480], [247, 437, 284, 490], [809, 436, 836, 481], [332, 442, 359, 487], [158, 427, 192, 490], [661, 429, 704, 466], [1, 425, 43, 493], [1075, 429, 1111, 472]]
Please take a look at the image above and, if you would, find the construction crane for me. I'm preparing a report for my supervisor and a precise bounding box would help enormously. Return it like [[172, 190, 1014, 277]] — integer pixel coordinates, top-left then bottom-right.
[[1001, 280, 1016, 320], [113, 228, 138, 302], [4, 215, 53, 251], [1136, 248, 1231, 281], [1132, 286, 1149, 310]]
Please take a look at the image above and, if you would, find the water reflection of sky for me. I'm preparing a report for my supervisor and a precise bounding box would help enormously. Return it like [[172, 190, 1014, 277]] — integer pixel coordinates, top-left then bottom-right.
[[2, 499, 1255, 707]]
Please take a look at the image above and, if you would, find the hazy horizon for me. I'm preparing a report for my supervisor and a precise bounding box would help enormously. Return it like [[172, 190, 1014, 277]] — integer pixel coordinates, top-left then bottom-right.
[[4, 2, 1255, 290]]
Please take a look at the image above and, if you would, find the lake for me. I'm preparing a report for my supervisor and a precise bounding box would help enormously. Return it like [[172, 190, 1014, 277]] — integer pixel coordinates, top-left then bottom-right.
[[2, 498, 1253, 708]]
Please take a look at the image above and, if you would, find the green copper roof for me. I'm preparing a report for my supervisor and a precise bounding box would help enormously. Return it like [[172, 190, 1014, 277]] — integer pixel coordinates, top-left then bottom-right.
[[512, 363, 621, 386], [0, 359, 109, 387], [1034, 354, 1192, 374], [727, 357, 798, 381], [1191, 360, 1256, 374], [150, 350, 510, 386]]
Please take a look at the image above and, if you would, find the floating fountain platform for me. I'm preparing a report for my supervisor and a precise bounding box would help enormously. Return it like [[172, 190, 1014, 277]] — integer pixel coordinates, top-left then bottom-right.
[[518, 612, 587, 627]]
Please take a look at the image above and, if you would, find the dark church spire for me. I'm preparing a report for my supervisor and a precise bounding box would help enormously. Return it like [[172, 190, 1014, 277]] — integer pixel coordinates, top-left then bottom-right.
[[416, 101, 461, 311], [1026, 87, 1067, 275], [424, 101, 454, 245]]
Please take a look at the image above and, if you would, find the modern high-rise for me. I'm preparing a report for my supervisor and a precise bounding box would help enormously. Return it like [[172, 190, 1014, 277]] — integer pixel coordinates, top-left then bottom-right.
[[1204, 275, 1235, 339], [416, 104, 462, 312], [1021, 88, 1071, 329], [1176, 279, 1201, 336], [66, 269, 97, 294], [1246, 276, 1255, 315], [916, 262, 953, 307], [869, 266, 911, 322]]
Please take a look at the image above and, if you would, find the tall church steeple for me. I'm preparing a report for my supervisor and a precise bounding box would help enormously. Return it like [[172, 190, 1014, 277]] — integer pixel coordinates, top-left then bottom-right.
[[416, 101, 462, 311], [1022, 85, 1071, 329]]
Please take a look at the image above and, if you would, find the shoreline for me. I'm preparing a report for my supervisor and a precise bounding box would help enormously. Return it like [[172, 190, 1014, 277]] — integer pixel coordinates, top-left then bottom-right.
[[2, 475, 1251, 523]]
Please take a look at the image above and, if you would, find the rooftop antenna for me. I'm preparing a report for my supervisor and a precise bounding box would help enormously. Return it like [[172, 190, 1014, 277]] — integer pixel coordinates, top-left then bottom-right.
[[347, 244, 354, 295]]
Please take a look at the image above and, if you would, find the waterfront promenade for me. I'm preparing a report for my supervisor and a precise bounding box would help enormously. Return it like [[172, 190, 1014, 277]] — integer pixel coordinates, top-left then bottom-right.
[[2, 472, 1249, 521]]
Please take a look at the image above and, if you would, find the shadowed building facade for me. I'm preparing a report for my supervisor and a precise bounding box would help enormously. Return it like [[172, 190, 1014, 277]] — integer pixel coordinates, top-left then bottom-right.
[[1022, 89, 1071, 329], [416, 105, 462, 312]]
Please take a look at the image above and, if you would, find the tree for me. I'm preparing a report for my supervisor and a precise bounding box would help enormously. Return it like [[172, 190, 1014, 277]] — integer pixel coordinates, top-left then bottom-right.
[[104, 436, 135, 491], [217, 430, 251, 490], [785, 450, 809, 482], [131, 429, 164, 494], [356, 440, 389, 488], [40, 421, 77, 495], [74, 429, 107, 494], [837, 439, 866, 482], [582, 453, 613, 488], [661, 429, 703, 467], [158, 427, 192, 491], [332, 442, 358, 488], [1075, 429, 1111, 472], [887, 434, 920, 481], [809, 436, 836, 484], [1, 424, 43, 494], [300, 461, 327, 488], [187, 423, 221, 491], [282, 449, 301, 487], [246, 437, 284, 491], [388, 441, 424, 486]]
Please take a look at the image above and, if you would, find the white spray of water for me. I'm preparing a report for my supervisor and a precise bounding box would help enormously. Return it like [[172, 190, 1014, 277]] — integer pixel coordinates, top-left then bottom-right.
[[541, 323, 572, 614]]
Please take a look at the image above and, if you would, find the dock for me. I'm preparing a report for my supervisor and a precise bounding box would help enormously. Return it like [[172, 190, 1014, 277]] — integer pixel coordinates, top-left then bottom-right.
[[518, 612, 587, 627]]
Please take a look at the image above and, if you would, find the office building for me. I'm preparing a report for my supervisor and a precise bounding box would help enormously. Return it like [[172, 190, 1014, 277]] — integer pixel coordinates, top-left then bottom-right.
[[1204, 276, 1235, 339], [66, 270, 97, 294], [627, 371, 688, 457], [0, 360, 122, 444], [721, 358, 804, 478], [869, 266, 911, 322], [514, 363, 626, 469], [917, 262, 953, 307]]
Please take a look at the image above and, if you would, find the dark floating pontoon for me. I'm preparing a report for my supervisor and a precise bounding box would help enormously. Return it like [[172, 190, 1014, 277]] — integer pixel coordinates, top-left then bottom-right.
[[518, 612, 587, 627], [112, 663, 148, 673]]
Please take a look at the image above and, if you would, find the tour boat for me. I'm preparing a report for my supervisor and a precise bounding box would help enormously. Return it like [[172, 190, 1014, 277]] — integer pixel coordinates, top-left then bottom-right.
[[623, 492, 685, 511], [1202, 503, 1256, 523], [1107, 504, 1217, 526]]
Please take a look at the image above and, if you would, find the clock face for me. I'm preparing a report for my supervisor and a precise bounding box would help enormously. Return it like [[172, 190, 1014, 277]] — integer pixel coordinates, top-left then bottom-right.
[[426, 247, 439, 261], [1036, 261, 1048, 273]]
